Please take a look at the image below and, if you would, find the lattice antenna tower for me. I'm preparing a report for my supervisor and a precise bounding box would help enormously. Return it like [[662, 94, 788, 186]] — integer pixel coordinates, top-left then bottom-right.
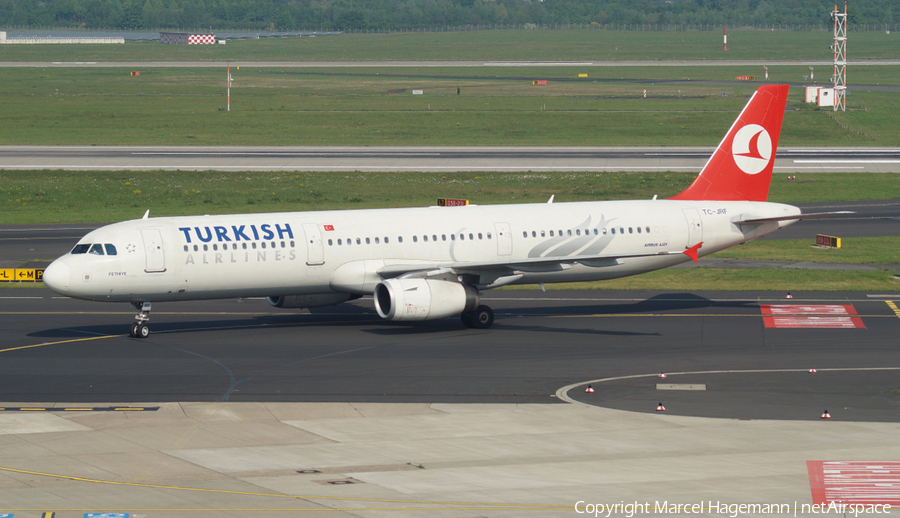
[[832, 0, 848, 111]]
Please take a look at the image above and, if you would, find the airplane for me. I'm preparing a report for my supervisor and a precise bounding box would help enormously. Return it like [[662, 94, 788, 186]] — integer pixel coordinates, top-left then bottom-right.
[[42, 84, 844, 338]]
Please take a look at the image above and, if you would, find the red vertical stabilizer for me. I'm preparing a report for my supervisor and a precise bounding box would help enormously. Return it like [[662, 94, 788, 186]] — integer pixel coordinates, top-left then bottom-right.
[[670, 84, 789, 202]]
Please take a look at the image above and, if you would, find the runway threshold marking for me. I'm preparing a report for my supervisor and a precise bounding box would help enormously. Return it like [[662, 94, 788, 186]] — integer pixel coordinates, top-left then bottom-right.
[[808, 461, 900, 505], [0, 466, 566, 511], [760, 304, 866, 329]]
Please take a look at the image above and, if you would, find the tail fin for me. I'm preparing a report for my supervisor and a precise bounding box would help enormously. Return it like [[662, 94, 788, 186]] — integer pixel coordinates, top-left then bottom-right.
[[670, 84, 789, 202]]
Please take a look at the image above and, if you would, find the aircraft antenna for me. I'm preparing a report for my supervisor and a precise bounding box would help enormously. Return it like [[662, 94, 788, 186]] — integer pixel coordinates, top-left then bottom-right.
[[832, 0, 848, 111]]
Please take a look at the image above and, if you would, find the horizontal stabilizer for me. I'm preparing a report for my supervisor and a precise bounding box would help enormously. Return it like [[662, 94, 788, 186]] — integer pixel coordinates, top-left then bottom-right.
[[733, 211, 854, 225]]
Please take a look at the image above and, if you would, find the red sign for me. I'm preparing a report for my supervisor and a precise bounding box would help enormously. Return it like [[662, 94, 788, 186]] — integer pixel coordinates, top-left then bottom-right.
[[323, 224, 335, 231], [808, 461, 900, 505], [760, 305, 865, 328]]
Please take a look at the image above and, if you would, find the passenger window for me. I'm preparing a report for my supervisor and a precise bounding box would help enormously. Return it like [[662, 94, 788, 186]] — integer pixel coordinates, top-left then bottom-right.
[[413, 235, 418, 243], [89, 244, 104, 255], [550, 230, 555, 237], [251, 243, 256, 250], [646, 227, 651, 233], [423, 235, 428, 242], [356, 238, 361, 245], [620, 228, 624, 234], [183, 245, 188, 252], [204, 244, 209, 251], [260, 243, 265, 249], [432, 235, 437, 242], [71, 244, 90, 254], [468, 233, 474, 240], [328, 239, 333, 246], [375, 237, 380, 244], [242, 243, 247, 250], [105, 244, 117, 255], [366, 237, 370, 244], [532, 231, 536, 237], [487, 233, 491, 239], [637, 227, 642, 233], [568, 230, 572, 236], [194, 245, 199, 251], [460, 234, 465, 241], [478, 233, 483, 240], [385, 237, 389, 244], [629, 227, 633, 234], [576, 230, 581, 236], [398, 236, 403, 243], [611, 228, 616, 235], [540, 231, 545, 237]]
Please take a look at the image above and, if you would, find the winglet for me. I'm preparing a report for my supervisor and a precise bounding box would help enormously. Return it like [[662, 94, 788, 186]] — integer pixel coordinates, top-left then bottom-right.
[[142, 209, 150, 220], [683, 242, 703, 263]]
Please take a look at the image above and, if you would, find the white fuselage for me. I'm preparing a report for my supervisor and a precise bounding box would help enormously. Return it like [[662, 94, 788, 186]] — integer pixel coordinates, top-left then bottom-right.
[[43, 198, 799, 303]]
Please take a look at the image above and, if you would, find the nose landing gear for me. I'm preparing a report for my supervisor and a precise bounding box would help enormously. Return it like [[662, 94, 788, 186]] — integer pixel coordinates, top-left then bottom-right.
[[129, 301, 152, 338]]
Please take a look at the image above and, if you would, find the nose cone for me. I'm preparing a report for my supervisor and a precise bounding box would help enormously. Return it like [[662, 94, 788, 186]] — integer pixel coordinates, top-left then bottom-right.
[[42, 260, 70, 295]]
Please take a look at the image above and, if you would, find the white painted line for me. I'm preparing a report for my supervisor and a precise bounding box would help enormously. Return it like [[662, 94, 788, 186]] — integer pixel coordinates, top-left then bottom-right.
[[657, 384, 707, 391], [794, 159, 900, 164], [556, 367, 900, 406]]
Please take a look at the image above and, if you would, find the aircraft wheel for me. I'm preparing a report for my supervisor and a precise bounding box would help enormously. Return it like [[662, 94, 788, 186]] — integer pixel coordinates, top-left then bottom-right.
[[136, 323, 150, 339], [460, 311, 474, 328], [470, 305, 494, 329], [129, 323, 139, 337]]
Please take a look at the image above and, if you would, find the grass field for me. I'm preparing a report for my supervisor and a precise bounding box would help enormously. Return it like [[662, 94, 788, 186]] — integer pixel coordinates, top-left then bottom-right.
[[0, 29, 896, 292], [1, 170, 896, 224], [1, 65, 898, 146]]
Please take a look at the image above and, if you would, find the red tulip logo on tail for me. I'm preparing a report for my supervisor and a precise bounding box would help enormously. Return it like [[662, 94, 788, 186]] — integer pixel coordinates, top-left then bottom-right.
[[731, 124, 772, 175]]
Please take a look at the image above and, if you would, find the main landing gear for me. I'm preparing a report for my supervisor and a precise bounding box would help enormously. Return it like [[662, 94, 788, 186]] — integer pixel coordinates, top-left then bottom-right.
[[129, 301, 152, 338], [461, 305, 494, 329]]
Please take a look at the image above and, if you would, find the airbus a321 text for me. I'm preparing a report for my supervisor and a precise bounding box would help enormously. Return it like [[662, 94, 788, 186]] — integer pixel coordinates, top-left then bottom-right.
[[43, 85, 845, 338]]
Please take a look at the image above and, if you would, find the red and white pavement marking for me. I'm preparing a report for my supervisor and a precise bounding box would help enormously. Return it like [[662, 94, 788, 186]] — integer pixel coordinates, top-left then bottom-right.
[[808, 461, 900, 505], [760, 305, 866, 329]]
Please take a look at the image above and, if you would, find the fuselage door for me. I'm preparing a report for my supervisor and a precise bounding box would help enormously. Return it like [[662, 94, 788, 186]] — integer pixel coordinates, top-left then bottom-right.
[[141, 229, 166, 272], [302, 223, 325, 266], [682, 208, 703, 248], [494, 222, 512, 256]]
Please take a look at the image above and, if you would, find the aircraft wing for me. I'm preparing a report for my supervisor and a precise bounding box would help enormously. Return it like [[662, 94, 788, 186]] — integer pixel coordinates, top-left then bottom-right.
[[376, 242, 703, 286]]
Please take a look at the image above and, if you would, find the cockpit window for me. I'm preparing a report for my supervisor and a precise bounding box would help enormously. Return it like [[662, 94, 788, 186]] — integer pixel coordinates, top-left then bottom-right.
[[71, 244, 90, 254], [89, 244, 105, 255], [104, 244, 117, 256]]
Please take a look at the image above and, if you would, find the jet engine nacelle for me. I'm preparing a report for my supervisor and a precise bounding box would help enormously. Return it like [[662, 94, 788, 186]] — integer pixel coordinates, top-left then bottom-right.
[[373, 278, 479, 321], [267, 293, 354, 309]]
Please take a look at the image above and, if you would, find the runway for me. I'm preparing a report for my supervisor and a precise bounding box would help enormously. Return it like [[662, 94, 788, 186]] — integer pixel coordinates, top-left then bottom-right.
[[3, 282, 900, 514], [2, 288, 898, 419], [2, 145, 900, 172]]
